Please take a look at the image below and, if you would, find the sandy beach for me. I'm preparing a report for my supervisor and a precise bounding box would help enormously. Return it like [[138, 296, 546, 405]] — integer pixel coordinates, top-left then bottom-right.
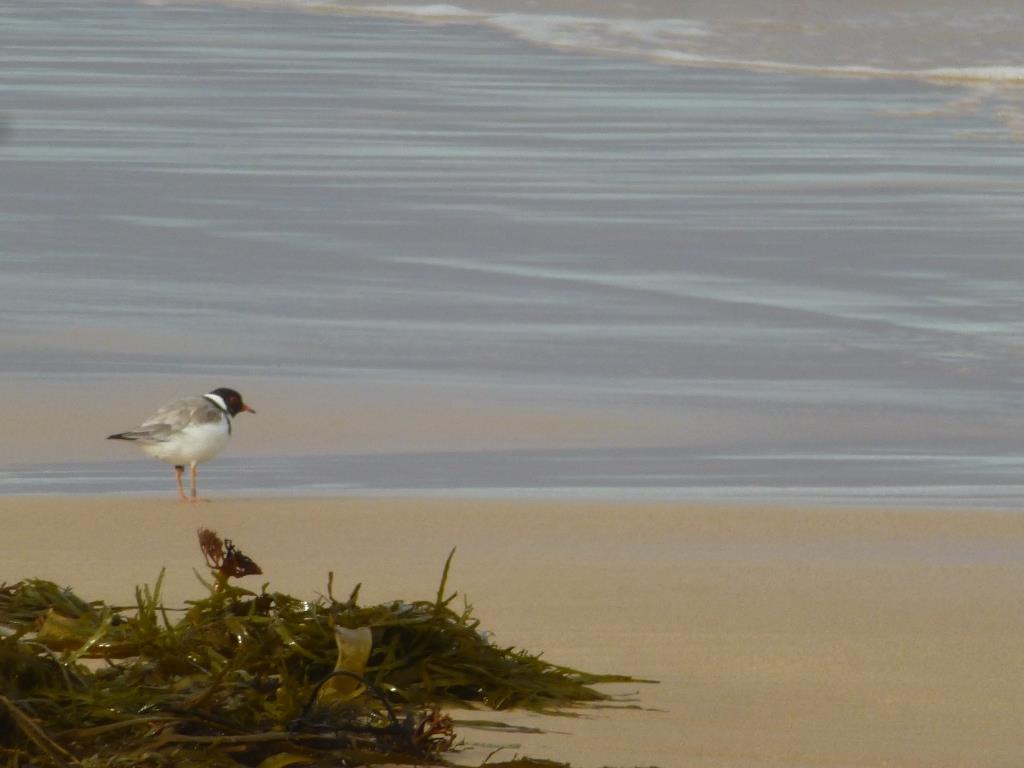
[[4, 2, 1024, 765], [3, 495, 1023, 767]]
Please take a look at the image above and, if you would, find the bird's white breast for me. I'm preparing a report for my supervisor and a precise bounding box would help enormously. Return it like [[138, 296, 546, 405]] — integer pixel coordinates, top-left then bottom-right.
[[140, 418, 230, 466]]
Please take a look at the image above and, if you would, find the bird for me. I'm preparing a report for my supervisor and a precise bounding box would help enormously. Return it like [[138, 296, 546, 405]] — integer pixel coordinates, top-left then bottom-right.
[[107, 387, 255, 502]]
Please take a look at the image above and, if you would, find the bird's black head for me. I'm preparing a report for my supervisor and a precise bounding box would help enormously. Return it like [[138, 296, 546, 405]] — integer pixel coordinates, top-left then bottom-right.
[[209, 388, 255, 416]]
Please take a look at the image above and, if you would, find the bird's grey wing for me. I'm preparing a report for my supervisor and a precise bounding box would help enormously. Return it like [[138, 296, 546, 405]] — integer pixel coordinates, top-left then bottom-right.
[[127, 396, 218, 443]]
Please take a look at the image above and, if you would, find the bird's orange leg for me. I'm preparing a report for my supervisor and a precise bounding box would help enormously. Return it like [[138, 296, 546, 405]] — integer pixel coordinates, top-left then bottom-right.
[[174, 465, 190, 503], [189, 463, 207, 503]]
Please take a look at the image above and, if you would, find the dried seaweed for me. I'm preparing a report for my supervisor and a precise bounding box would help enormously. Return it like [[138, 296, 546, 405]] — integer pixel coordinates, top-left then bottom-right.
[[0, 530, 651, 767]]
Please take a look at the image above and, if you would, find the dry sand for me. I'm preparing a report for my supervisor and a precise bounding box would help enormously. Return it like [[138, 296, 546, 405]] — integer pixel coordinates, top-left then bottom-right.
[[3, 495, 1024, 767]]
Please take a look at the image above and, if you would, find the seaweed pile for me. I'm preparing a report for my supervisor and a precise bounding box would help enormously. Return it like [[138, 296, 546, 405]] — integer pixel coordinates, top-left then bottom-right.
[[0, 530, 642, 767]]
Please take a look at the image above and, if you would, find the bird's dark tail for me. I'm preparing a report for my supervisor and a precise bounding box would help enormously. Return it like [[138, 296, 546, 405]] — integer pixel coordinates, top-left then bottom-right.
[[107, 432, 139, 441]]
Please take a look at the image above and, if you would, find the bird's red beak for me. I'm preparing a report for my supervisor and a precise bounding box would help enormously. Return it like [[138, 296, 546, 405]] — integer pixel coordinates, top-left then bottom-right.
[[242, 404, 256, 414]]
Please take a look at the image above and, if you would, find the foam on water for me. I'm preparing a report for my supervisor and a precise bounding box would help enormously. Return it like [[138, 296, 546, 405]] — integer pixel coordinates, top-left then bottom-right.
[[199, 0, 1024, 89]]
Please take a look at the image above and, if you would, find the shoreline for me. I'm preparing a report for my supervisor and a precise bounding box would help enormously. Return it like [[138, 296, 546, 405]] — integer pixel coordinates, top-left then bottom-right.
[[4, 451, 1023, 510], [4, 495, 1024, 767]]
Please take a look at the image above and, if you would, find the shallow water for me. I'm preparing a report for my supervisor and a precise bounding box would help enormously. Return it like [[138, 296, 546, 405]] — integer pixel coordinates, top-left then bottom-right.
[[1, 0, 1022, 505]]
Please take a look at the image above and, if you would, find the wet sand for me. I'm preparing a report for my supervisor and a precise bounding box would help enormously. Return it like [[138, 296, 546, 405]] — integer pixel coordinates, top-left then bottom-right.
[[3, 495, 1023, 767], [0, 374, 686, 466]]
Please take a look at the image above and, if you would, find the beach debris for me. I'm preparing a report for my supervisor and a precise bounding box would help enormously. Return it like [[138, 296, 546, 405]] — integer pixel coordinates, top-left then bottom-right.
[[316, 624, 373, 704], [411, 705, 458, 754], [0, 538, 648, 767], [198, 527, 263, 581]]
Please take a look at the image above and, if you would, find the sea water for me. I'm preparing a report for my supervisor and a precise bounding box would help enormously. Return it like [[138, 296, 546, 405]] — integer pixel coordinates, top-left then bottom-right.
[[1, 0, 1022, 505]]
